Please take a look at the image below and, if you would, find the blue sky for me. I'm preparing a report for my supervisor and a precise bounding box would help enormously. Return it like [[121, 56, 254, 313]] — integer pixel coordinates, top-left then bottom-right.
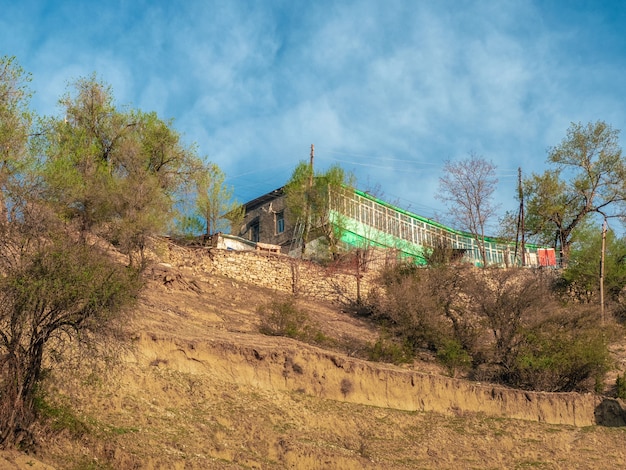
[[2, 0, 626, 230]]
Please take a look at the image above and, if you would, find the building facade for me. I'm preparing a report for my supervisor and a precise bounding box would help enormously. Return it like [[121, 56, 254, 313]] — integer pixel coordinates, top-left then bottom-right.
[[237, 187, 296, 251], [237, 186, 557, 267]]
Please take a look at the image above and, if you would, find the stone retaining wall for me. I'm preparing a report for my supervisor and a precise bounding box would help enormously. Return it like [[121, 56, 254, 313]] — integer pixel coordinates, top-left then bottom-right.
[[162, 242, 376, 304]]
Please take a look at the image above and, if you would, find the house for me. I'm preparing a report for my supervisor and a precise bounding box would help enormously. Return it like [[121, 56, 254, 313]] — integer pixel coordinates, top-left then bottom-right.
[[236, 187, 294, 251], [236, 185, 557, 267]]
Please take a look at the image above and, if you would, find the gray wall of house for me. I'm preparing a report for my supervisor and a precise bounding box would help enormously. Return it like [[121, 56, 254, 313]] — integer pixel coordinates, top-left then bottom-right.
[[238, 195, 295, 251]]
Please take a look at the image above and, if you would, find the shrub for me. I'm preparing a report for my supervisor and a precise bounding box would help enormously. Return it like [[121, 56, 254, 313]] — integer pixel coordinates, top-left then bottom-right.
[[437, 339, 472, 377], [364, 263, 611, 393], [258, 299, 310, 339], [364, 263, 458, 353], [616, 372, 626, 399], [470, 268, 555, 371], [340, 378, 354, 397], [510, 311, 610, 392], [367, 334, 413, 364]]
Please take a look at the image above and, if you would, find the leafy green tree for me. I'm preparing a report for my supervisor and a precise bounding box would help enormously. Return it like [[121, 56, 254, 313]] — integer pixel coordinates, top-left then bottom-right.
[[0, 56, 33, 218], [0, 63, 201, 448], [193, 162, 244, 236], [284, 162, 354, 259], [318, 166, 355, 259], [562, 221, 626, 304], [107, 110, 202, 265], [0, 197, 141, 447], [524, 121, 625, 266], [0, 64, 206, 447], [284, 161, 314, 255], [36, 76, 200, 265]]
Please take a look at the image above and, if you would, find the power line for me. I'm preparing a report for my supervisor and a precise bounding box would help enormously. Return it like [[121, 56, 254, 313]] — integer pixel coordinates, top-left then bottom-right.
[[318, 158, 440, 173], [226, 161, 295, 181], [319, 148, 440, 165]]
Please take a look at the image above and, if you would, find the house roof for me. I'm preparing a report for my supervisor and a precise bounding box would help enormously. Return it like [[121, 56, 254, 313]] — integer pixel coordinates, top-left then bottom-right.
[[243, 187, 284, 211]]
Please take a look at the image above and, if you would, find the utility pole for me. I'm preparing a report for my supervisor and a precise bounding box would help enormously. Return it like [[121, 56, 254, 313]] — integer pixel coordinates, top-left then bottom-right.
[[514, 167, 526, 266], [300, 144, 315, 258], [309, 144, 314, 188], [600, 218, 607, 324]]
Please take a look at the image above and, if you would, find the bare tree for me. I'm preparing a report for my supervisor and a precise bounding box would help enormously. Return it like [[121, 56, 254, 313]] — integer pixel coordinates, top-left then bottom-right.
[[436, 153, 499, 267]]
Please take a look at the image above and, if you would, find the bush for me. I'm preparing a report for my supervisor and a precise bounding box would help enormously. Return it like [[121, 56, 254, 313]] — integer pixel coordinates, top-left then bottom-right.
[[616, 372, 626, 399], [364, 263, 458, 353], [367, 334, 413, 364], [363, 263, 611, 392], [470, 268, 555, 371], [258, 299, 311, 339], [340, 378, 354, 397], [437, 339, 472, 377], [510, 311, 610, 392]]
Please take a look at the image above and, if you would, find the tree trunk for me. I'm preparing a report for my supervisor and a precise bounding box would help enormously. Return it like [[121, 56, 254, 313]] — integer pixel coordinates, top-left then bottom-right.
[[0, 344, 42, 448]]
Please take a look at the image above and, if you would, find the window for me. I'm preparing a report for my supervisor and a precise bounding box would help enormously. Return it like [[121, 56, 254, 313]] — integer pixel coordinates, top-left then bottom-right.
[[275, 211, 285, 234], [251, 221, 260, 242]]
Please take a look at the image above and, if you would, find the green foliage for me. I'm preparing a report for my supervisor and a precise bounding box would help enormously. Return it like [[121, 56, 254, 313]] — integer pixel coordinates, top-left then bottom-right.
[[0, 58, 236, 449], [616, 372, 626, 399], [192, 162, 243, 236], [0, 69, 166, 447], [364, 263, 610, 392], [437, 339, 472, 377], [367, 334, 413, 364], [284, 161, 354, 259], [0, 56, 33, 217], [174, 214, 206, 239], [258, 299, 312, 340], [36, 76, 201, 265], [562, 222, 626, 304], [512, 311, 610, 392], [524, 120, 625, 265], [284, 161, 313, 222], [257, 299, 335, 348], [0, 216, 141, 446]]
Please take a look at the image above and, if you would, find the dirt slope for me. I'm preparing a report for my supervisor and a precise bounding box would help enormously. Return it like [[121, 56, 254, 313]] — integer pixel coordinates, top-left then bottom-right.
[[4, 251, 626, 469]]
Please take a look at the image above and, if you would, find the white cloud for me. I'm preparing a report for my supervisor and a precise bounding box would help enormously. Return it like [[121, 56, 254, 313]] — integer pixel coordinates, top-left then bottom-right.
[[3, 0, 626, 231]]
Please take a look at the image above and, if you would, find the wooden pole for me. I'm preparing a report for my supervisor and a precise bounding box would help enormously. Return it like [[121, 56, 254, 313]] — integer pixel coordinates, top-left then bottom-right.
[[301, 144, 315, 258], [309, 144, 314, 188], [600, 219, 607, 324], [514, 168, 526, 266], [518, 167, 526, 266]]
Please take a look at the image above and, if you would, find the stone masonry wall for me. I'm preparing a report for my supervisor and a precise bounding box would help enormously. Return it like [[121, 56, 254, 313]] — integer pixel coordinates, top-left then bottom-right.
[[162, 241, 376, 304]]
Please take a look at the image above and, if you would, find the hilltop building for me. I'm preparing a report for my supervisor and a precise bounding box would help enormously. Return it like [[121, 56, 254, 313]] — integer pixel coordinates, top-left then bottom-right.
[[235, 186, 556, 267]]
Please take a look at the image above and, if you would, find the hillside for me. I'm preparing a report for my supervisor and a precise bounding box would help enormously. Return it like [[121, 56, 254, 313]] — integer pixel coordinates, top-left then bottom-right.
[[2, 243, 626, 469]]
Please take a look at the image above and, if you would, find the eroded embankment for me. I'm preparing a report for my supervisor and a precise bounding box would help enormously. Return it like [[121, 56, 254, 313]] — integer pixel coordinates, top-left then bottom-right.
[[135, 332, 626, 428]]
